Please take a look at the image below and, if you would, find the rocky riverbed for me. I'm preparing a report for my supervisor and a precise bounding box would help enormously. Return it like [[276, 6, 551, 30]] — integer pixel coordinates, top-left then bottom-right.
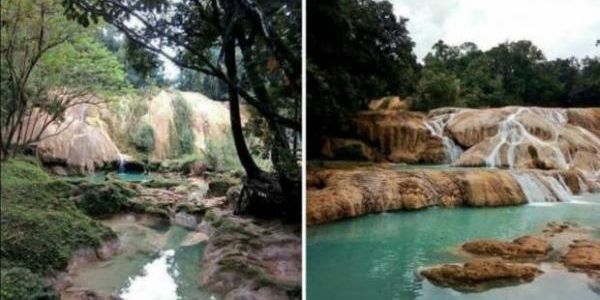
[[57, 171, 301, 300], [419, 222, 600, 292]]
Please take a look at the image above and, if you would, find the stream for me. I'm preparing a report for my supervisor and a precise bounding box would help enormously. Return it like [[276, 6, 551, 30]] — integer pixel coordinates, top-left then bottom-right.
[[70, 214, 216, 300]]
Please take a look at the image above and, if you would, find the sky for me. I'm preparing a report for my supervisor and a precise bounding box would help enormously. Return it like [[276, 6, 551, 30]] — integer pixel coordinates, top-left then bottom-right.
[[388, 0, 600, 61]]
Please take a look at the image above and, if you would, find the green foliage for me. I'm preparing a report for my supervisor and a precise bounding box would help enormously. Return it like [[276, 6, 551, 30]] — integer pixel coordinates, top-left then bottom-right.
[[415, 70, 461, 110], [35, 34, 129, 96], [142, 178, 185, 189], [76, 182, 133, 216], [0, 159, 115, 275], [307, 0, 419, 157], [200, 129, 272, 173], [169, 95, 196, 157], [0, 268, 58, 300], [418, 40, 599, 109], [131, 122, 155, 153], [97, 26, 167, 88], [1, 0, 129, 157], [176, 68, 227, 100], [202, 133, 243, 172]]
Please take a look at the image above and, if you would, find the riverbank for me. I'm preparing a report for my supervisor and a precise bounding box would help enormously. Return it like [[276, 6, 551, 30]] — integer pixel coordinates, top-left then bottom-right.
[[0, 157, 301, 300]]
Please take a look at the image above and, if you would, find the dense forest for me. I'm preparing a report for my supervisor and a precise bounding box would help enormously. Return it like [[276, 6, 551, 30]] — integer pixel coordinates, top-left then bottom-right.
[[307, 0, 600, 157]]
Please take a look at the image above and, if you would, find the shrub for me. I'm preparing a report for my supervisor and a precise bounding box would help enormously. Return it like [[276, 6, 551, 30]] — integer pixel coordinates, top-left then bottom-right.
[[169, 95, 196, 157], [0, 268, 58, 300], [131, 122, 155, 153], [77, 183, 132, 216]]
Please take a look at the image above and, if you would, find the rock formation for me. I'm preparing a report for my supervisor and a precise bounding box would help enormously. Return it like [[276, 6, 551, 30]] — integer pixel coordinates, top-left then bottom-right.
[[321, 105, 600, 174], [462, 235, 552, 260], [563, 240, 600, 274], [307, 167, 597, 224], [420, 222, 600, 292], [200, 208, 301, 300], [420, 259, 542, 292], [146, 90, 232, 160], [24, 90, 234, 174], [33, 104, 122, 174]]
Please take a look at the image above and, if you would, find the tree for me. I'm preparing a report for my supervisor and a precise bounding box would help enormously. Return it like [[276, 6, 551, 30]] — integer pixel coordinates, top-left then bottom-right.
[[415, 69, 460, 110], [0, 0, 127, 159], [62, 0, 301, 219], [96, 25, 166, 87], [570, 57, 600, 106], [306, 0, 418, 157]]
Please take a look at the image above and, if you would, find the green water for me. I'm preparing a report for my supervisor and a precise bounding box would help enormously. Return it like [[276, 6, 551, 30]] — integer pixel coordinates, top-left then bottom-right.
[[71, 215, 214, 300], [64, 171, 153, 183], [307, 200, 600, 300]]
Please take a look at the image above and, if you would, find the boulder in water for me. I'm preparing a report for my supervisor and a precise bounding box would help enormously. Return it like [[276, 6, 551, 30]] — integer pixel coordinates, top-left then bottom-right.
[[563, 240, 600, 274], [462, 235, 552, 260], [420, 258, 542, 292]]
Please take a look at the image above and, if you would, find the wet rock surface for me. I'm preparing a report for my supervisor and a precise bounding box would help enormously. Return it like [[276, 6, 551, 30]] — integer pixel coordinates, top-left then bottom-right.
[[462, 235, 552, 260], [563, 240, 600, 274], [201, 209, 302, 300], [320, 106, 600, 172], [419, 222, 600, 292], [307, 166, 596, 224], [420, 258, 542, 292]]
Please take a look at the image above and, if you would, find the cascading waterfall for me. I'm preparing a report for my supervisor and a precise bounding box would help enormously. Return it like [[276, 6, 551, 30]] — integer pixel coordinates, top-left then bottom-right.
[[540, 175, 573, 202], [424, 113, 463, 163], [420, 107, 598, 204], [512, 171, 577, 203], [511, 172, 556, 202], [118, 153, 126, 173], [484, 108, 568, 169]]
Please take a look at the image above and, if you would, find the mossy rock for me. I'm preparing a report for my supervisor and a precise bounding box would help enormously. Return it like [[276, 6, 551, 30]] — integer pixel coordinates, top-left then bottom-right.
[[1, 158, 116, 275], [175, 202, 207, 215], [206, 173, 241, 198], [142, 178, 185, 189], [74, 180, 137, 217], [0, 268, 59, 300], [126, 199, 171, 219]]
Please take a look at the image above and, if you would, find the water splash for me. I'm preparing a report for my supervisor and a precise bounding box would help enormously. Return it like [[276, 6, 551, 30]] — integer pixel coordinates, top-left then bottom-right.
[[424, 113, 463, 164]]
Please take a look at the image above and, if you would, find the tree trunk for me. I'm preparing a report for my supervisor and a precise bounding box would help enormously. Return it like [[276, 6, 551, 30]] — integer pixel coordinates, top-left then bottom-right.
[[223, 31, 263, 179]]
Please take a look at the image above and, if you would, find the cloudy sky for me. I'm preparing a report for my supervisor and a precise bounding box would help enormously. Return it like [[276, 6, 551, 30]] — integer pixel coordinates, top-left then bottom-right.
[[388, 0, 600, 61]]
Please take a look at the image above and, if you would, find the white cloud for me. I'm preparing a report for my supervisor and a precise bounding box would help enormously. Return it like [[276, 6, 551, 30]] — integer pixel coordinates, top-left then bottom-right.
[[389, 0, 600, 61]]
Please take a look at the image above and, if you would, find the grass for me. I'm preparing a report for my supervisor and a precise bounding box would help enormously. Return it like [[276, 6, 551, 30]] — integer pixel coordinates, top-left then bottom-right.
[[0, 158, 116, 299]]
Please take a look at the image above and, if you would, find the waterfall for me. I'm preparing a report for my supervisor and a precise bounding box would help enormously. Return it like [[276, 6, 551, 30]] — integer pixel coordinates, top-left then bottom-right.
[[512, 172, 556, 202], [576, 174, 589, 194], [484, 108, 569, 169], [540, 175, 573, 202], [118, 153, 126, 173], [511, 170, 579, 203], [424, 113, 463, 164]]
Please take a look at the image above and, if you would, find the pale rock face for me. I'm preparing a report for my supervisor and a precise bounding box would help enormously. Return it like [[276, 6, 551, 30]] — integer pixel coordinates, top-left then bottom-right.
[[353, 110, 447, 163], [33, 104, 121, 173], [325, 105, 600, 174], [450, 107, 600, 171], [28, 90, 233, 173], [147, 90, 232, 160], [306, 167, 597, 224]]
